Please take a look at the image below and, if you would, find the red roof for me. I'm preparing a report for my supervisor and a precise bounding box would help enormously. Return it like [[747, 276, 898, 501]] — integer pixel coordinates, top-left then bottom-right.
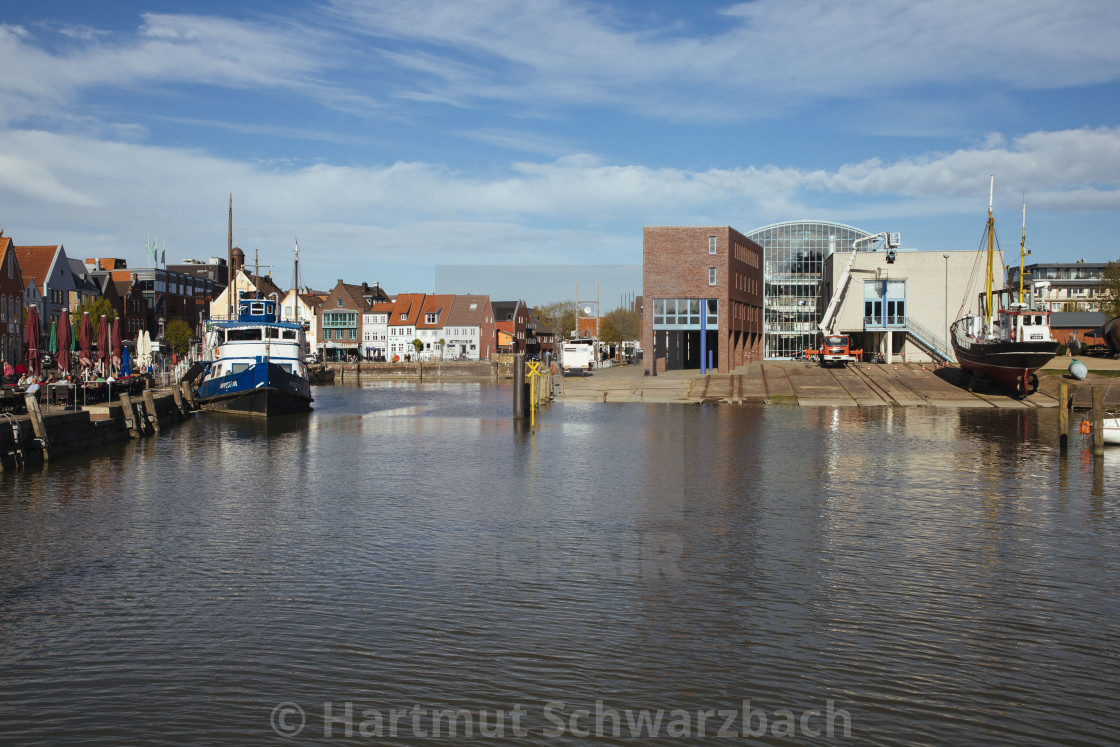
[[13, 245, 59, 291], [416, 294, 454, 329], [389, 293, 426, 326]]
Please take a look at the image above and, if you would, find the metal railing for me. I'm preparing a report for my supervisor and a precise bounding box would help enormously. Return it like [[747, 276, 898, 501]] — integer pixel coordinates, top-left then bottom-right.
[[905, 318, 954, 362]]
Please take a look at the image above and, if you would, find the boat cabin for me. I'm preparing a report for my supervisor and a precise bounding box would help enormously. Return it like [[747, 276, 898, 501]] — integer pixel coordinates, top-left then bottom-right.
[[238, 297, 279, 323], [997, 306, 1052, 343]]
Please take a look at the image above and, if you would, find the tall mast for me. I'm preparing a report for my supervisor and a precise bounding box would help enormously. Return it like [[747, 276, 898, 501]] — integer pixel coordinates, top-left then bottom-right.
[[985, 175, 994, 327], [1019, 196, 1027, 305], [293, 238, 300, 323], [227, 194, 233, 319]]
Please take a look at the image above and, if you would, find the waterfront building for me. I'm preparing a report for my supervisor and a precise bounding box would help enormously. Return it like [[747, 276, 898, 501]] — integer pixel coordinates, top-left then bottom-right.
[[282, 290, 323, 355], [1006, 261, 1109, 312], [362, 300, 393, 360], [642, 226, 764, 373], [14, 244, 79, 337], [821, 246, 988, 363], [0, 234, 26, 364], [387, 293, 426, 361], [443, 295, 494, 360], [414, 294, 455, 360], [491, 300, 529, 354], [317, 280, 369, 362]]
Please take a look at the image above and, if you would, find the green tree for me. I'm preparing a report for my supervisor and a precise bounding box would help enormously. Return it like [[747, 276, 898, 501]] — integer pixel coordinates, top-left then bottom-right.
[[1101, 260, 1120, 318], [535, 300, 582, 340], [72, 297, 117, 339], [411, 338, 423, 359], [165, 319, 194, 355], [603, 307, 640, 341], [598, 316, 621, 345]]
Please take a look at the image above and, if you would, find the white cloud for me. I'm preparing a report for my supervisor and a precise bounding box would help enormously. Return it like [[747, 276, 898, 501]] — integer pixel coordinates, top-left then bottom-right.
[[328, 0, 1120, 117]]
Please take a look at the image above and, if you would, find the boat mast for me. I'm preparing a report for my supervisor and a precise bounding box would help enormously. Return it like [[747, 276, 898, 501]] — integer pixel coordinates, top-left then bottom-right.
[[227, 194, 233, 320], [293, 238, 300, 324], [985, 175, 995, 329], [1018, 196, 1026, 305]]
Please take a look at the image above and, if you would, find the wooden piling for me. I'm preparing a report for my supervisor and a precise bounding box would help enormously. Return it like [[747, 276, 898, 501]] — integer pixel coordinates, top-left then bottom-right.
[[143, 390, 161, 433], [23, 393, 49, 461], [1058, 380, 1069, 452], [512, 353, 526, 418], [1092, 384, 1104, 456], [120, 393, 142, 438]]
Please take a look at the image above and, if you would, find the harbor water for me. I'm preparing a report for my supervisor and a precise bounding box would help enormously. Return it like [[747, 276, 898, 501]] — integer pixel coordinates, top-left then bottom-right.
[[1, 382, 1118, 744]]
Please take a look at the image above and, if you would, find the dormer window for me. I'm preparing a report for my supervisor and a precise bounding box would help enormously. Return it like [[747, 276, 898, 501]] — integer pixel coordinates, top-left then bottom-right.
[[426, 312, 438, 324], [400, 313, 407, 320]]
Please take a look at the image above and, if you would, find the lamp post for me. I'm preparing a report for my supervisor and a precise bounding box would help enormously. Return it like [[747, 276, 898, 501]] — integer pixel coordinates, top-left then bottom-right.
[[943, 254, 950, 349]]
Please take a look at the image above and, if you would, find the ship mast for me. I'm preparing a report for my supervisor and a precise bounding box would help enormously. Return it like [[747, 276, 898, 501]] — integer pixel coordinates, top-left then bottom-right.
[[227, 194, 233, 320], [292, 238, 301, 324], [1018, 196, 1027, 305], [985, 175, 995, 330]]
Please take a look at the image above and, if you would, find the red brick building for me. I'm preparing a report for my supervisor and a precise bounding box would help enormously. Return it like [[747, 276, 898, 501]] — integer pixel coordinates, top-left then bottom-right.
[[642, 226, 764, 373]]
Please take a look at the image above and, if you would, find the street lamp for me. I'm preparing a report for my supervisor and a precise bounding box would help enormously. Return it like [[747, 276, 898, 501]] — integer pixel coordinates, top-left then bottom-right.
[[943, 254, 950, 348]]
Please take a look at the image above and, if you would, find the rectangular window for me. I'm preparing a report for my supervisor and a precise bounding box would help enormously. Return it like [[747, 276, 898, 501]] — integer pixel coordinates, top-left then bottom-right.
[[708, 236, 717, 254], [708, 267, 717, 285], [426, 312, 438, 324]]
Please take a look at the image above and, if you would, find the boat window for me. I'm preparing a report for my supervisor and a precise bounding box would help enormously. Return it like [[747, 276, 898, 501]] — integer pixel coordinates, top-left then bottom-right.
[[266, 327, 281, 339], [231, 363, 250, 374], [227, 328, 262, 341], [283, 329, 296, 339]]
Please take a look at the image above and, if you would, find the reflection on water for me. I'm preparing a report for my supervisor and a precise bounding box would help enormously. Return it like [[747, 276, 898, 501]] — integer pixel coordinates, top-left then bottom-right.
[[0, 382, 1117, 745]]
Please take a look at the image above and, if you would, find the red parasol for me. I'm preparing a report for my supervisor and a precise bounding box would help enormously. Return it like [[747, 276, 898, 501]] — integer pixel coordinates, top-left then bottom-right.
[[57, 308, 71, 373], [79, 312, 93, 373], [111, 316, 122, 374], [97, 315, 110, 376], [25, 304, 40, 377]]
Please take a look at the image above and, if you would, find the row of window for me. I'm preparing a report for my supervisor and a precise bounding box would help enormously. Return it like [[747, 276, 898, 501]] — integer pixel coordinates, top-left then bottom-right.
[[323, 329, 357, 340]]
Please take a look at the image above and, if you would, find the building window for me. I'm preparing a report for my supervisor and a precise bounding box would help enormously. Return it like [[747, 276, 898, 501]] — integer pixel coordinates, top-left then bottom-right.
[[426, 312, 437, 324], [708, 236, 717, 254], [336, 298, 343, 307], [708, 267, 717, 285]]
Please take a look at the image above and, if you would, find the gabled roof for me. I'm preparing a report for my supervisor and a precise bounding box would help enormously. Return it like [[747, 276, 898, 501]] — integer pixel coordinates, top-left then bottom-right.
[[416, 294, 454, 329], [69, 258, 101, 294], [446, 294, 491, 326], [388, 293, 426, 327], [13, 245, 60, 290], [299, 293, 324, 309], [368, 300, 395, 314], [491, 300, 522, 321]]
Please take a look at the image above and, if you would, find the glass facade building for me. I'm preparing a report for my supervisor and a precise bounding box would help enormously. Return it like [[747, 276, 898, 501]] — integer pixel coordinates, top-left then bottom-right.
[[745, 221, 872, 359]]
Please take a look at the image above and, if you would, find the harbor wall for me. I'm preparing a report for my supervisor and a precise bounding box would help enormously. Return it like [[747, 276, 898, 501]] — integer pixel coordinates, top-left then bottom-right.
[[328, 361, 501, 381], [0, 390, 191, 471]]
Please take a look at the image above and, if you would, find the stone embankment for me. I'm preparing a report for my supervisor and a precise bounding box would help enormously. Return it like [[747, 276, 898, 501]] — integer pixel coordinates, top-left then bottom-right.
[[0, 384, 198, 471], [325, 361, 499, 381]]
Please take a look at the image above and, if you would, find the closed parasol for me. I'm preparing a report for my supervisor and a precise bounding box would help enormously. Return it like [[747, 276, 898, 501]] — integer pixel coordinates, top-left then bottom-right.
[[57, 308, 71, 373], [79, 313, 93, 373], [121, 345, 132, 376], [25, 304, 40, 377], [111, 317, 122, 374], [97, 315, 110, 376]]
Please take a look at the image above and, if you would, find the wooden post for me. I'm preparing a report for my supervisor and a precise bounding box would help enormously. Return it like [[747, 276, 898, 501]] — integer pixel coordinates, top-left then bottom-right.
[[1092, 384, 1104, 456], [143, 390, 161, 433], [1058, 380, 1069, 452], [513, 353, 526, 418], [23, 393, 49, 461], [120, 392, 142, 438]]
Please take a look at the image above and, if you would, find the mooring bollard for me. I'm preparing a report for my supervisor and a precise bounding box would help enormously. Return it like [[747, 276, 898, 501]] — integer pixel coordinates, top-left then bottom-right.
[[23, 393, 49, 461], [143, 390, 161, 434]]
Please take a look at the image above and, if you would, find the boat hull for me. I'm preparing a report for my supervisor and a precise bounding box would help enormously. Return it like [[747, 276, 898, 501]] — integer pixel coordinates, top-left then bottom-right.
[[951, 337, 1059, 394], [197, 362, 312, 416], [1102, 418, 1120, 446]]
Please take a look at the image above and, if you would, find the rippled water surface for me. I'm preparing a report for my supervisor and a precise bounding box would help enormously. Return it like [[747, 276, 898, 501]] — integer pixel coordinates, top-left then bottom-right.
[[1, 382, 1118, 745]]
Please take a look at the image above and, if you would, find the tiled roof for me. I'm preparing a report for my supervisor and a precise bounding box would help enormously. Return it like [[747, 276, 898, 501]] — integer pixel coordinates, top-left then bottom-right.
[[416, 294, 454, 328], [369, 300, 395, 313], [389, 293, 426, 326], [13, 245, 59, 291], [446, 294, 490, 326]]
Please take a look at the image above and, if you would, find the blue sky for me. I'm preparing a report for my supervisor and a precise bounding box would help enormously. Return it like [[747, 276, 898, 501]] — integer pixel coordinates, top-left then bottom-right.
[[1, 0, 1118, 303]]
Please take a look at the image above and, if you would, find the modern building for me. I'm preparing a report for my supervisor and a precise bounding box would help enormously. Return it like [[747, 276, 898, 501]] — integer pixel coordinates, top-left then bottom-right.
[[642, 226, 764, 373], [1006, 261, 1109, 312]]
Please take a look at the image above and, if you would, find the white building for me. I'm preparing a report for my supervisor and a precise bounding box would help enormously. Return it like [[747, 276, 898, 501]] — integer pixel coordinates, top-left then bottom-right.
[[363, 301, 393, 360]]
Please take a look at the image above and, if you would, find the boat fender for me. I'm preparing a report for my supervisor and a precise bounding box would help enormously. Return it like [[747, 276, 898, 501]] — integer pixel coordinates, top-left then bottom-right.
[[1080, 420, 1092, 435]]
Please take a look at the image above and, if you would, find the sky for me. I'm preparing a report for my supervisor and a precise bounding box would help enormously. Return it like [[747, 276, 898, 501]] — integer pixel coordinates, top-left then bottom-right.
[[1, 0, 1119, 305]]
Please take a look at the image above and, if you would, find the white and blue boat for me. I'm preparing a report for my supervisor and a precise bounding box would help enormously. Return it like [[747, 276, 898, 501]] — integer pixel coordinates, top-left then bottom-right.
[[196, 296, 313, 416]]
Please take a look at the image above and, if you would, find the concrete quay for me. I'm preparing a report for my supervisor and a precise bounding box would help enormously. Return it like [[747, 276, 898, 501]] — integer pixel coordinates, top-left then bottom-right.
[[559, 358, 1120, 409]]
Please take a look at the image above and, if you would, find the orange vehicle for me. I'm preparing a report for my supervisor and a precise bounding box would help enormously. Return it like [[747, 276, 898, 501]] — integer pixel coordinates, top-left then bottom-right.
[[805, 335, 863, 368]]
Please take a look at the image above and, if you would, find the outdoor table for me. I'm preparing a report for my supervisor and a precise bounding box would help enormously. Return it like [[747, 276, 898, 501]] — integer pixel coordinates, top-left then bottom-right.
[[47, 383, 74, 407], [0, 387, 22, 412]]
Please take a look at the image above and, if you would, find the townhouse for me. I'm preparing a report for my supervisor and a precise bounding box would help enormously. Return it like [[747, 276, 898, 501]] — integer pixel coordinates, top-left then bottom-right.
[[442, 295, 494, 361], [0, 234, 25, 364], [387, 293, 426, 361]]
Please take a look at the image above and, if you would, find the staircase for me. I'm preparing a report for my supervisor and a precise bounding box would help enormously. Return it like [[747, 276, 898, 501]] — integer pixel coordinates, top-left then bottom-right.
[[905, 318, 954, 362]]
